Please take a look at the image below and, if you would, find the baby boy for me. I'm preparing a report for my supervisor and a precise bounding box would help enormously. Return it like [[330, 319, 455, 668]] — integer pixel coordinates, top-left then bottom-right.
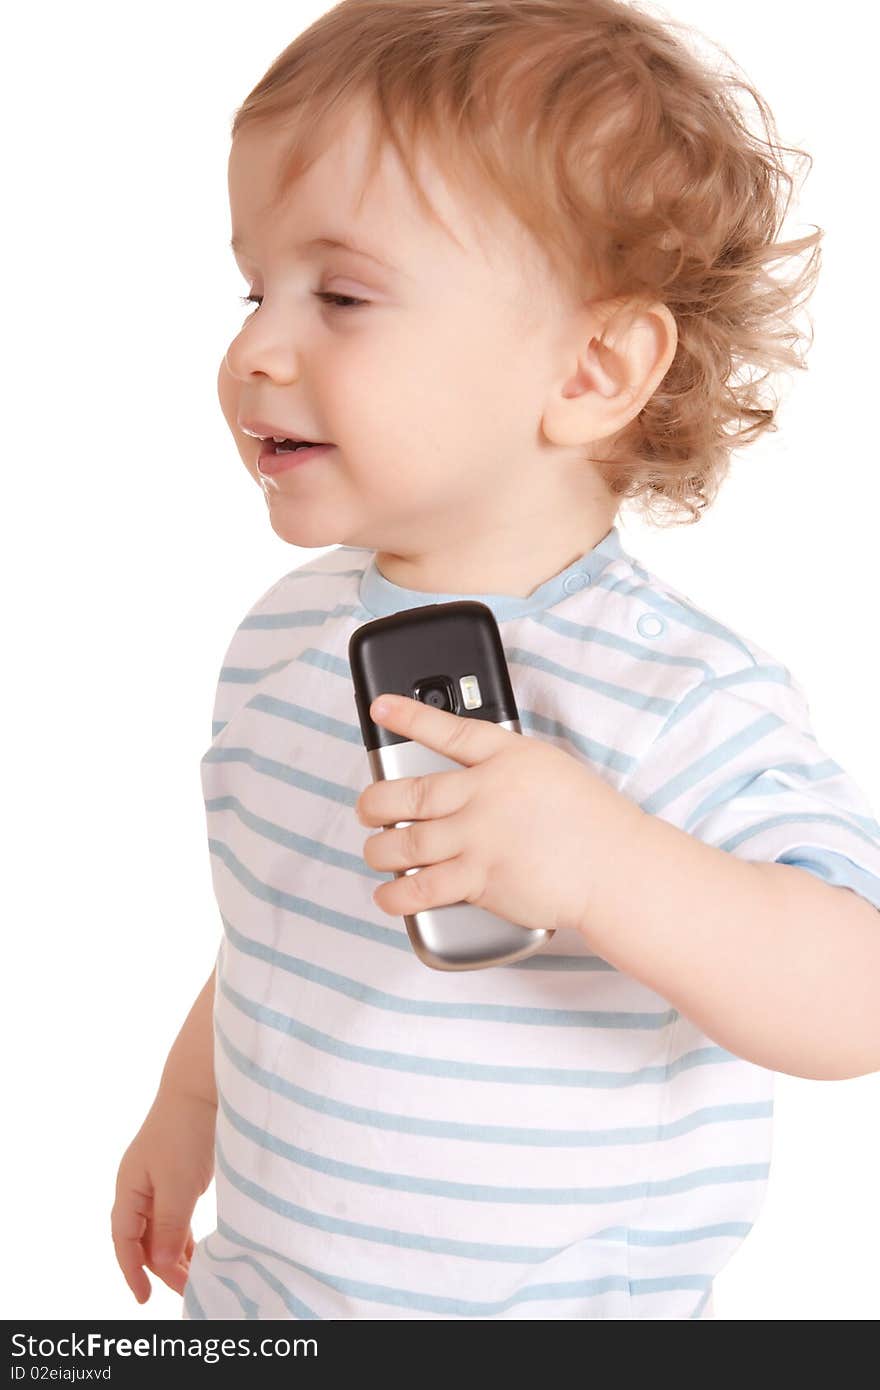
[[112, 0, 880, 1320]]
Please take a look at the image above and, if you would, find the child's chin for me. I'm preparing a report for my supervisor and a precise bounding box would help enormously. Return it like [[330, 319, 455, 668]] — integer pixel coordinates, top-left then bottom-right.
[[263, 497, 345, 549]]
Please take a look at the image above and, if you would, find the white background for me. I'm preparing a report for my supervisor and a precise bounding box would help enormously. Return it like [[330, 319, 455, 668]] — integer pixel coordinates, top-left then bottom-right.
[[2, 0, 878, 1321]]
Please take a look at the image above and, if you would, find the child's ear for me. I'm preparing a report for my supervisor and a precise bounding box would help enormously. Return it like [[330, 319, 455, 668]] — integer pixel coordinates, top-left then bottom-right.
[[541, 298, 677, 448]]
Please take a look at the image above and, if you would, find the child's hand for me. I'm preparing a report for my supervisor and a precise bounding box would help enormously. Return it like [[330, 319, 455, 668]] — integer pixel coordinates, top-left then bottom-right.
[[111, 1088, 216, 1304], [356, 693, 644, 935]]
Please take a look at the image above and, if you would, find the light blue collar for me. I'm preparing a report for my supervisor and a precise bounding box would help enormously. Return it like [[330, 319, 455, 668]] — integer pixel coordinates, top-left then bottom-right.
[[357, 525, 626, 621]]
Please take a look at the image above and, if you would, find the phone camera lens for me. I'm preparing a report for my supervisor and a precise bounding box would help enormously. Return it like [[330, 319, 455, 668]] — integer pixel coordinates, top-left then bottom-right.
[[414, 678, 455, 712]]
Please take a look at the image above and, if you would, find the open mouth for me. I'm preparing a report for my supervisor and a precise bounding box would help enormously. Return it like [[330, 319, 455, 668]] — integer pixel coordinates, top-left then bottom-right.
[[257, 439, 334, 476], [270, 438, 324, 453]]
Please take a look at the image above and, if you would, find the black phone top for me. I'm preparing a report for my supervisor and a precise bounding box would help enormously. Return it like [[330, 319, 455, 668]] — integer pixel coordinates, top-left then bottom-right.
[[348, 600, 519, 751]]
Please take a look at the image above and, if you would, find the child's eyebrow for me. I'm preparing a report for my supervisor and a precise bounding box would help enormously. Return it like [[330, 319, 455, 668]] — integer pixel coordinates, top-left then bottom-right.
[[229, 233, 405, 275]]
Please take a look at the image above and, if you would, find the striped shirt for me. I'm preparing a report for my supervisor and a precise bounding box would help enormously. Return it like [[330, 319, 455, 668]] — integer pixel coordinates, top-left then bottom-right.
[[182, 524, 880, 1321]]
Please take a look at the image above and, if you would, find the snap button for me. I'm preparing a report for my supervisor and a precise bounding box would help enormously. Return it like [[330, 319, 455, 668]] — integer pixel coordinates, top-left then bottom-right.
[[637, 613, 665, 638], [563, 570, 592, 594]]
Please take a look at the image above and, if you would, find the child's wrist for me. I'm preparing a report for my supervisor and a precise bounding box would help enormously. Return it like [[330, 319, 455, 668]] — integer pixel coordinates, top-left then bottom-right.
[[156, 1072, 217, 1112]]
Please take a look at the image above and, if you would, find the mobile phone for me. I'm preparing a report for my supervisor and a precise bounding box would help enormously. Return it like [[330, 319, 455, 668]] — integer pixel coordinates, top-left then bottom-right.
[[348, 600, 555, 971]]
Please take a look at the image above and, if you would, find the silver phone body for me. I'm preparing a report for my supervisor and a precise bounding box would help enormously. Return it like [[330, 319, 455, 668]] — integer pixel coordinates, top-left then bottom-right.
[[367, 718, 555, 971]]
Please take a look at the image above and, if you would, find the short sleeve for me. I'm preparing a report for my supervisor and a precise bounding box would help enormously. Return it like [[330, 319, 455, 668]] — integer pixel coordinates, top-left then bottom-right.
[[619, 666, 880, 912], [209, 571, 295, 742]]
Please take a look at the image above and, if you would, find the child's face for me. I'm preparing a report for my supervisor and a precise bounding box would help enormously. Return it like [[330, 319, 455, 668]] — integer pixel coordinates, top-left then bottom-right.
[[219, 100, 617, 574]]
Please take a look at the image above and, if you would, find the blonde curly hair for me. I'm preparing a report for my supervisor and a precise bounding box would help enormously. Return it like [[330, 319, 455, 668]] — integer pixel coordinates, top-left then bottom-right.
[[229, 0, 822, 528]]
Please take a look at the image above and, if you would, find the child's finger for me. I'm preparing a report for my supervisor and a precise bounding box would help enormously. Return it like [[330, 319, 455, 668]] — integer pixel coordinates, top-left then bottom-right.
[[110, 1198, 152, 1304], [146, 1241, 191, 1297], [149, 1186, 197, 1277]]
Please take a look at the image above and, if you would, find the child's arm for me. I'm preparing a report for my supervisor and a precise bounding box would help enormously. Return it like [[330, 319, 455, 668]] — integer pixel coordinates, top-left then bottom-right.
[[359, 692, 880, 1084], [575, 810, 880, 1082], [111, 968, 217, 1304], [158, 967, 218, 1107]]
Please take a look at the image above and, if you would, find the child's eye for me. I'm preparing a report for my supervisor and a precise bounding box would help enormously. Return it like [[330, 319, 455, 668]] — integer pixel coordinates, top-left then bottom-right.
[[239, 292, 367, 313]]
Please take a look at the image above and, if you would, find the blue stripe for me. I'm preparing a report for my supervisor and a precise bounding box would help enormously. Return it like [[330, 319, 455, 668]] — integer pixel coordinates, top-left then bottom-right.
[[203, 729, 630, 819], [207, 836, 406, 952], [216, 1139, 766, 1259], [684, 763, 843, 834], [216, 1137, 561, 1261], [772, 848, 880, 910], [211, 1177, 748, 1317], [503, 646, 674, 716], [214, 657, 655, 768], [326, 628, 685, 749], [223, 624, 677, 717], [247, 693, 366, 744], [213, 1214, 628, 1316], [240, 600, 356, 631], [206, 835, 617, 970], [208, 655, 825, 779], [692, 790, 880, 856], [621, 668, 880, 857], [718, 666, 803, 696], [216, 1016, 772, 1147], [534, 607, 719, 681], [203, 743, 359, 808], [209, 652, 810, 816], [690, 1285, 713, 1318], [217, 1085, 768, 1209], [220, 643, 350, 687], [206, 795, 380, 879], [211, 617, 725, 771], [205, 1235, 322, 1319], [840, 807, 880, 840], [182, 1277, 206, 1319], [640, 711, 782, 814], [622, 566, 758, 665], [218, 971, 738, 1086], [220, 913, 675, 1029], [630, 1274, 714, 1299], [300, 645, 355, 678], [203, 1213, 743, 1322], [520, 707, 636, 774], [719, 810, 880, 855], [617, 1221, 752, 1246], [214, 1274, 260, 1318], [202, 724, 630, 818], [659, 667, 795, 738], [218, 657, 292, 686]]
